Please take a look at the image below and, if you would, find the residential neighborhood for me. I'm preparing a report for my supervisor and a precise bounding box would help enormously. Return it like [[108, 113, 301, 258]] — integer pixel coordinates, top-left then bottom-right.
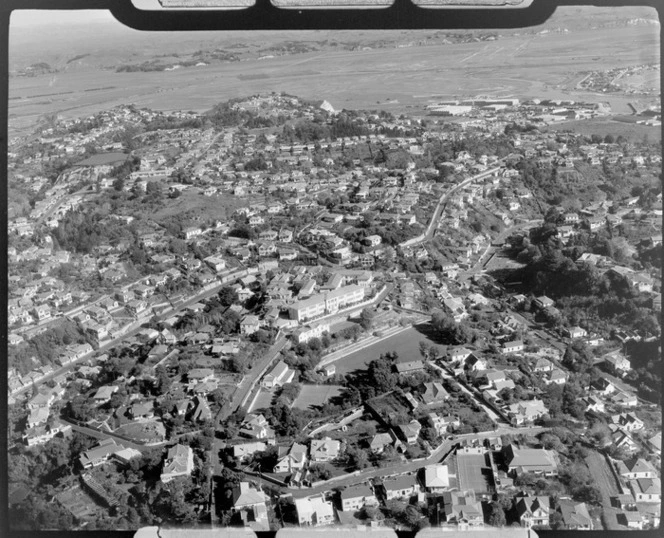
[[7, 85, 661, 532]]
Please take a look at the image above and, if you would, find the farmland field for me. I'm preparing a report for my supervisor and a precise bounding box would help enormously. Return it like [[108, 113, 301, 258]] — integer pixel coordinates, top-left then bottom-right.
[[9, 17, 659, 137], [292, 384, 344, 410], [545, 117, 661, 144], [332, 325, 435, 375]]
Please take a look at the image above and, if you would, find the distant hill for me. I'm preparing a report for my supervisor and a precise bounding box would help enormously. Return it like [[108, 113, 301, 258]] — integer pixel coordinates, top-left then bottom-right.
[[8, 5, 658, 74]]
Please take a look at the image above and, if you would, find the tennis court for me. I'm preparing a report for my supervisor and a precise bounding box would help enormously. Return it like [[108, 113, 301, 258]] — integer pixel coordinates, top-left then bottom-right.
[[456, 453, 494, 495]]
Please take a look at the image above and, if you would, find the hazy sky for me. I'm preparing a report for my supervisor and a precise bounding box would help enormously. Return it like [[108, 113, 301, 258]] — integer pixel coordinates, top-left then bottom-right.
[[10, 0, 165, 28]]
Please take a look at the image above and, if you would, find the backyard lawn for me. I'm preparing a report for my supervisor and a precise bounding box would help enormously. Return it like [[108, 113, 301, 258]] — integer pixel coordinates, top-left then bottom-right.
[[292, 385, 344, 410]]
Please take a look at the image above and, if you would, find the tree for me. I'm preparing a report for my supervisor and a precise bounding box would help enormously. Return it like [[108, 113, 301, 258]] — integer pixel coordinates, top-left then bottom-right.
[[154, 365, 172, 396], [488, 502, 506, 527], [218, 286, 239, 307], [359, 308, 375, 330], [573, 485, 602, 505]]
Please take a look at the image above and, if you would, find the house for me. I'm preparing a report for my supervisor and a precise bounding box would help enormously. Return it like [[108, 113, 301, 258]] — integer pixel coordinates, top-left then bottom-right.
[[423, 464, 450, 493], [231, 482, 269, 526], [428, 413, 460, 435], [232, 442, 268, 462], [544, 368, 568, 385], [421, 382, 450, 405], [92, 385, 119, 404], [23, 420, 72, 447], [383, 474, 419, 500], [161, 444, 195, 483], [448, 346, 473, 364], [618, 510, 646, 530], [369, 432, 395, 454], [441, 491, 484, 528], [610, 413, 644, 432], [464, 354, 487, 372], [615, 457, 657, 479], [611, 391, 638, 408], [292, 322, 330, 344], [240, 315, 261, 335], [604, 353, 631, 377], [240, 414, 275, 441], [129, 402, 154, 420], [339, 484, 377, 511], [294, 495, 335, 526], [364, 235, 382, 247], [533, 296, 554, 310], [262, 360, 296, 389], [27, 406, 51, 428], [628, 478, 661, 503], [564, 326, 587, 339], [611, 429, 639, 453], [507, 399, 548, 426], [503, 444, 558, 477], [395, 358, 425, 375], [310, 437, 341, 462], [187, 368, 215, 384], [191, 396, 212, 422], [397, 419, 422, 444], [558, 499, 593, 530], [502, 340, 524, 354], [532, 358, 553, 373], [516, 495, 552, 528], [79, 438, 124, 469], [273, 443, 308, 473], [646, 433, 661, 456], [583, 395, 605, 414]]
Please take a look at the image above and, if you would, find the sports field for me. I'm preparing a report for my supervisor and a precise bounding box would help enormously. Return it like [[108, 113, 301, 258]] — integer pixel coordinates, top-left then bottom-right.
[[456, 452, 494, 495], [75, 152, 128, 166], [332, 325, 435, 375]]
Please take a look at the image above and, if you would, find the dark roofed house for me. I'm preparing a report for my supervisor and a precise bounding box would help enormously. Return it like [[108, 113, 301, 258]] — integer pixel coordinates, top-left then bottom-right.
[[629, 477, 661, 503], [558, 499, 593, 530], [383, 474, 419, 500], [191, 395, 212, 422], [442, 491, 484, 528], [421, 382, 450, 405], [397, 420, 422, 444]]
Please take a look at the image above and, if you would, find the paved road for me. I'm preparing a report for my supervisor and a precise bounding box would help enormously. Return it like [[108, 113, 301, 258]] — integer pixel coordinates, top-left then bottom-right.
[[288, 424, 545, 499], [215, 334, 290, 422], [13, 275, 248, 398], [403, 165, 503, 249]]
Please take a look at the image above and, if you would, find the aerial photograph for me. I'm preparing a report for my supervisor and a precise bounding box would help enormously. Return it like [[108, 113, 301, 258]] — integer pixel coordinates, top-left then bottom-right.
[[5, 3, 662, 533]]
